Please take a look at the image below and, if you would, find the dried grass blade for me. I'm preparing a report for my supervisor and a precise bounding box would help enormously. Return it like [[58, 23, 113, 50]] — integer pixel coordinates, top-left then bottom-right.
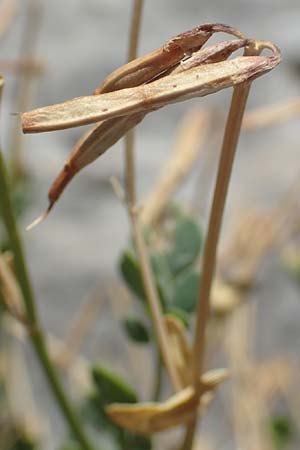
[[0, 253, 26, 322], [141, 108, 211, 225]]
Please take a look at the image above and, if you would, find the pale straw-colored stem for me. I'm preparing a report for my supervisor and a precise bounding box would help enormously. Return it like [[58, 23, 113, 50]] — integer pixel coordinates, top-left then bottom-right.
[[124, 0, 181, 390], [10, 0, 41, 182], [125, 0, 144, 204], [129, 206, 182, 391], [182, 82, 252, 449]]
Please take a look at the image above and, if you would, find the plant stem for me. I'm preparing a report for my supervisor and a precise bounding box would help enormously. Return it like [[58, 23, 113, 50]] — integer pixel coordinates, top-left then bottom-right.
[[129, 207, 181, 391], [124, 0, 144, 204], [182, 82, 252, 450], [10, 0, 41, 183], [0, 79, 97, 450], [124, 0, 180, 391], [151, 348, 163, 401]]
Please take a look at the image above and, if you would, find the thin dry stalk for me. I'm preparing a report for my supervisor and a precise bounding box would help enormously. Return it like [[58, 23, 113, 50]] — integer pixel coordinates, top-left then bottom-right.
[[141, 108, 211, 226], [220, 171, 300, 288], [243, 97, 300, 130], [0, 0, 17, 38], [125, 0, 144, 204], [55, 288, 105, 370], [225, 304, 272, 450], [107, 281, 153, 395], [0, 58, 44, 74], [183, 78, 252, 450], [193, 83, 251, 386], [129, 205, 182, 391], [4, 316, 91, 394], [110, 172, 181, 391], [3, 334, 47, 442], [10, 0, 42, 181], [0, 253, 26, 322], [220, 208, 280, 287]]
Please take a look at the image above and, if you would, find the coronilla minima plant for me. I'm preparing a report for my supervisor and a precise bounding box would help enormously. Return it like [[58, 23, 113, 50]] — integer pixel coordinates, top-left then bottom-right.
[[15, 18, 281, 450]]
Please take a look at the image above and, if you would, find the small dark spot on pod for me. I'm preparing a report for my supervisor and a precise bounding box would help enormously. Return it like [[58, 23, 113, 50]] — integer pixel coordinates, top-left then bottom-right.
[[173, 84, 177, 88], [102, 108, 108, 112]]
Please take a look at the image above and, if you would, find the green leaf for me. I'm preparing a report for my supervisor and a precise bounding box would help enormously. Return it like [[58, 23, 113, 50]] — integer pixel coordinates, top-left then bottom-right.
[[10, 435, 37, 450], [119, 251, 146, 302], [172, 271, 200, 313], [122, 317, 150, 344], [269, 415, 294, 449], [92, 364, 138, 406], [167, 218, 202, 275]]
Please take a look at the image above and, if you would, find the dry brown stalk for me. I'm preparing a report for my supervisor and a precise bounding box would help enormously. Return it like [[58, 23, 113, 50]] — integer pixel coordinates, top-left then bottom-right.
[[3, 334, 47, 443], [110, 174, 181, 391], [4, 316, 91, 394], [141, 108, 212, 226], [0, 253, 26, 323], [124, 0, 145, 205], [187, 91, 254, 450], [220, 208, 280, 288], [225, 304, 273, 450], [182, 40, 280, 450], [243, 97, 300, 130], [55, 288, 105, 371], [220, 172, 300, 289], [0, 58, 44, 74], [10, 0, 42, 181], [107, 281, 152, 394], [129, 205, 182, 391], [0, 0, 17, 38]]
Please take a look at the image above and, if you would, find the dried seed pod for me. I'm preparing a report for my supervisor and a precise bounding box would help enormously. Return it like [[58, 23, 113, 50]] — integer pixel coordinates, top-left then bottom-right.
[[22, 54, 280, 133], [106, 387, 213, 434], [94, 22, 243, 95], [21, 24, 280, 226]]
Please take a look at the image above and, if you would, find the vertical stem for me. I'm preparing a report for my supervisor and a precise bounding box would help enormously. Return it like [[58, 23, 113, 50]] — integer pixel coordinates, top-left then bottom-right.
[[182, 82, 252, 450], [124, 0, 180, 390], [129, 209, 181, 391], [192, 83, 251, 381], [125, 0, 144, 204], [10, 0, 41, 183], [0, 79, 98, 450], [151, 342, 163, 401]]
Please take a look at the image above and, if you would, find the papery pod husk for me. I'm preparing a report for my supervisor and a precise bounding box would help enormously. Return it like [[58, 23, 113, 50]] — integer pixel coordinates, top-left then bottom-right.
[[22, 54, 280, 134], [21, 30, 280, 224], [106, 387, 213, 435]]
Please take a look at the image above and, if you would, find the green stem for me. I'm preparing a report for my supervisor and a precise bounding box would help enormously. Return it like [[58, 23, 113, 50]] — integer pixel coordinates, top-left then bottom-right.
[[0, 79, 97, 450]]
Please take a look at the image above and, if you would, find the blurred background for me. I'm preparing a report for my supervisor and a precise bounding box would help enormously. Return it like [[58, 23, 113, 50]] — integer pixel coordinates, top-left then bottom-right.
[[1, 1, 300, 449]]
